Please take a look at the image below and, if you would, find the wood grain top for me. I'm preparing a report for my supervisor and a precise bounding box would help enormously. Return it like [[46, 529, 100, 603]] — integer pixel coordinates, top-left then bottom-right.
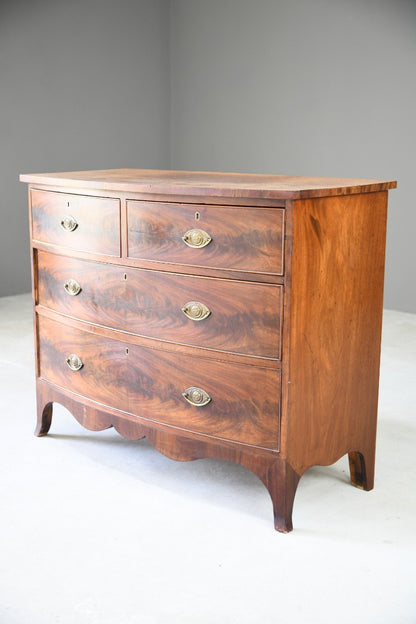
[[20, 168, 397, 199]]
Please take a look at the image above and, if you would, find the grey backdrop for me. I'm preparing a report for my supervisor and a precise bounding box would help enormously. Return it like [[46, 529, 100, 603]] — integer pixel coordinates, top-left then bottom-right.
[[1, 0, 415, 311], [0, 0, 170, 298]]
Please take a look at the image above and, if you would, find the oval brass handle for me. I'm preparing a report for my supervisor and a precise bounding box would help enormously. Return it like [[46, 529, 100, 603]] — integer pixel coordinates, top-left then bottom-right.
[[182, 386, 211, 407], [182, 228, 212, 249], [60, 215, 78, 232], [66, 353, 83, 371], [64, 279, 82, 296], [181, 301, 211, 321]]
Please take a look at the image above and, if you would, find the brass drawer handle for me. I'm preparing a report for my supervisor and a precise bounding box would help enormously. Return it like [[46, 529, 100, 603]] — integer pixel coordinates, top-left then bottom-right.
[[66, 353, 83, 371], [182, 386, 211, 407], [64, 279, 82, 296], [182, 228, 212, 248], [181, 301, 211, 321], [60, 215, 78, 232]]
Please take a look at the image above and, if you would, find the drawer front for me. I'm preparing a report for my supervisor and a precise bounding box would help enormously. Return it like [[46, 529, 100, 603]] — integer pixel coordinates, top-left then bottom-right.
[[31, 190, 121, 256], [37, 251, 282, 359], [38, 315, 280, 450], [127, 201, 285, 275]]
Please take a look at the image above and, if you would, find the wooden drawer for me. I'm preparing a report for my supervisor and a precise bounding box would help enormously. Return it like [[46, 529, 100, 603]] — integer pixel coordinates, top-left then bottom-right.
[[31, 189, 120, 256], [127, 201, 285, 276], [38, 315, 280, 450], [37, 251, 282, 359]]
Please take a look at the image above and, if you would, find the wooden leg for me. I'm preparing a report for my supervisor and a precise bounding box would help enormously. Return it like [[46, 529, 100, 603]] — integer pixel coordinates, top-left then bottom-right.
[[35, 380, 53, 436], [348, 449, 375, 491], [257, 459, 301, 533], [35, 400, 52, 436]]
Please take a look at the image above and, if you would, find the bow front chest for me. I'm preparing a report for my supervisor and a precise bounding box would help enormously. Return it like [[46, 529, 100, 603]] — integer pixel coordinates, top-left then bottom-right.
[[20, 169, 396, 531]]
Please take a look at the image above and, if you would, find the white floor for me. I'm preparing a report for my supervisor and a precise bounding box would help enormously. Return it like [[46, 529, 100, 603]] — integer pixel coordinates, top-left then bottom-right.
[[0, 293, 415, 624]]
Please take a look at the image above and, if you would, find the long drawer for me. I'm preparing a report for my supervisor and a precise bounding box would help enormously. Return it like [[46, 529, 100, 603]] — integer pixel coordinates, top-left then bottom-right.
[[37, 251, 282, 359], [127, 201, 285, 276], [31, 189, 121, 256], [38, 315, 280, 450]]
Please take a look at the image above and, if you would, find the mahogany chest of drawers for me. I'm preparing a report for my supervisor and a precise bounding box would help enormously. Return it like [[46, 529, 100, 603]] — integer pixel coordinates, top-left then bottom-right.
[[20, 169, 396, 531]]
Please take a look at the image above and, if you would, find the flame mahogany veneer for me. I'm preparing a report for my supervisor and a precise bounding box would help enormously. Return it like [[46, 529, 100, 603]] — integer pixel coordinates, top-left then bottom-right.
[[20, 169, 396, 532]]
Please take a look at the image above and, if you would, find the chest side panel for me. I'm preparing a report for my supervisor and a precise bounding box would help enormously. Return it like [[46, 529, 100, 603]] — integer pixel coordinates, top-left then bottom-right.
[[284, 191, 388, 473]]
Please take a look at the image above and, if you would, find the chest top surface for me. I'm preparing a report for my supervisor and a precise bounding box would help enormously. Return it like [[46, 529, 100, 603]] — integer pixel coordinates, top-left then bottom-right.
[[19, 168, 397, 200]]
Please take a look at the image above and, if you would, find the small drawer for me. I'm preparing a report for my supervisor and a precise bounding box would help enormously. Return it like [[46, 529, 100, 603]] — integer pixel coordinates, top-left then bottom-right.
[[37, 251, 282, 359], [31, 189, 120, 256], [38, 315, 280, 450], [127, 201, 285, 276]]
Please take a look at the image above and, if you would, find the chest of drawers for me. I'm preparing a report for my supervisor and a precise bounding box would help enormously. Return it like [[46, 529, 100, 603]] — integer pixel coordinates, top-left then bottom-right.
[[20, 169, 396, 531]]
